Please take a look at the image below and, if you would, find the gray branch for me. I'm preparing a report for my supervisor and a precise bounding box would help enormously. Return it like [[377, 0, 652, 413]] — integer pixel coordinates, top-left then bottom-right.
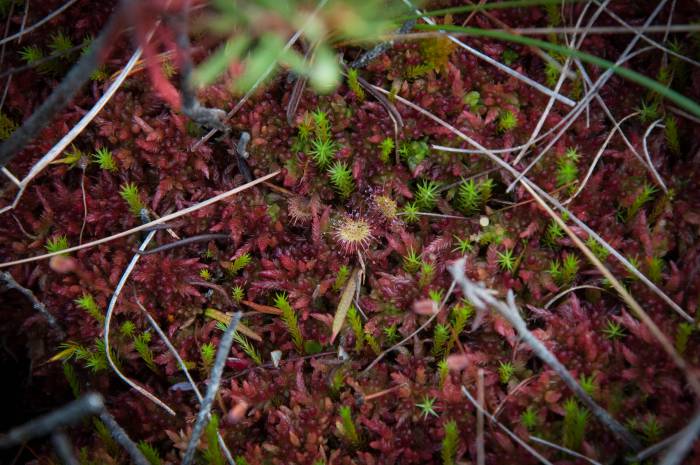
[[1, 271, 65, 337], [0, 393, 104, 448], [181, 311, 242, 465], [448, 258, 641, 451]]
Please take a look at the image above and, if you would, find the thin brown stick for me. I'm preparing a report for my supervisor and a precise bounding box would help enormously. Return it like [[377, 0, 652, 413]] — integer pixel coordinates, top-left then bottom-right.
[[0, 171, 279, 269]]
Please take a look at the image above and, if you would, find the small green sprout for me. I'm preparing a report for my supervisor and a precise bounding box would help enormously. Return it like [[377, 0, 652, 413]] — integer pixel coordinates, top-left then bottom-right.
[[203, 414, 224, 465], [297, 113, 313, 143], [339, 405, 361, 446], [438, 358, 449, 387], [275, 293, 303, 352], [675, 322, 694, 355], [432, 324, 450, 357], [586, 236, 609, 261], [120, 321, 136, 338], [19, 45, 43, 64], [498, 361, 515, 384], [625, 255, 641, 281], [548, 259, 562, 283], [333, 265, 351, 291], [603, 320, 625, 339], [200, 342, 216, 372], [496, 248, 516, 272], [647, 256, 664, 284], [426, 289, 443, 305], [416, 396, 438, 419], [502, 49, 518, 65], [521, 406, 538, 431], [199, 268, 211, 280], [63, 362, 80, 398], [346, 68, 365, 101], [452, 235, 473, 255], [75, 293, 103, 323], [55, 146, 84, 167], [457, 178, 480, 214], [544, 60, 559, 87], [309, 138, 337, 168], [227, 253, 252, 275], [231, 285, 245, 303], [402, 201, 420, 223], [403, 247, 422, 273], [641, 415, 663, 444], [463, 91, 480, 111], [365, 331, 381, 355], [446, 302, 472, 354], [544, 220, 565, 247], [579, 373, 598, 397], [565, 146, 580, 162], [312, 109, 331, 141], [0, 112, 17, 140], [497, 110, 518, 132], [561, 254, 580, 284], [138, 441, 162, 465], [233, 331, 262, 365], [93, 147, 117, 172], [419, 261, 435, 288], [328, 161, 355, 198], [441, 420, 459, 465], [637, 100, 659, 124], [348, 306, 365, 353], [556, 156, 579, 188], [562, 398, 589, 451], [664, 115, 680, 155], [119, 182, 146, 217], [49, 31, 74, 56], [379, 137, 394, 163], [479, 177, 494, 204], [85, 339, 110, 373], [383, 324, 400, 344], [626, 183, 657, 221], [415, 179, 440, 211], [46, 235, 70, 255], [134, 332, 156, 372]]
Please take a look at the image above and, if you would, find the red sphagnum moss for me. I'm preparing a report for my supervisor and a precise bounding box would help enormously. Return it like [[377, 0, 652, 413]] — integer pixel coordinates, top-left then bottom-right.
[[1, 1, 700, 464]]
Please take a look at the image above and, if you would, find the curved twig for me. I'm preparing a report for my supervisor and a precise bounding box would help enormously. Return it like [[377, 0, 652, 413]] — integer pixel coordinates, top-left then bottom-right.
[[104, 229, 176, 416], [0, 171, 279, 268]]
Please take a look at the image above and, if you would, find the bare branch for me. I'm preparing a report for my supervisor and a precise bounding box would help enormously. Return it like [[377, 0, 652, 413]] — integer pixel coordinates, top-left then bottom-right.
[[51, 431, 79, 465], [449, 259, 641, 450], [181, 311, 242, 465], [0, 393, 104, 448], [1, 271, 65, 338], [98, 410, 149, 465]]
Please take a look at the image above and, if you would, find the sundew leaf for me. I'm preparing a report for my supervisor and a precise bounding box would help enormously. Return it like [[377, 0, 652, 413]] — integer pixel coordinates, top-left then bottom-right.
[[415, 24, 700, 118]]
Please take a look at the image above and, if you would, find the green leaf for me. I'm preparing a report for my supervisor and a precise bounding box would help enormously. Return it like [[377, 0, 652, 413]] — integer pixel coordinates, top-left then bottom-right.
[[194, 36, 251, 87]]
